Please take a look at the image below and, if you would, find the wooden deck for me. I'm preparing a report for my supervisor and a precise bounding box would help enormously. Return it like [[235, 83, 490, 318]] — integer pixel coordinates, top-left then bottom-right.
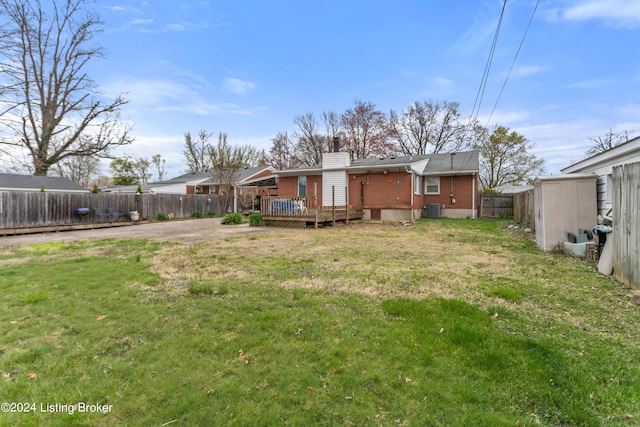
[[261, 196, 362, 228]]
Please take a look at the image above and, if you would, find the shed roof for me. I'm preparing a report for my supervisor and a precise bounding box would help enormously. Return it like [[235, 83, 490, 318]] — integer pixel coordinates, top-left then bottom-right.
[[534, 173, 597, 184]]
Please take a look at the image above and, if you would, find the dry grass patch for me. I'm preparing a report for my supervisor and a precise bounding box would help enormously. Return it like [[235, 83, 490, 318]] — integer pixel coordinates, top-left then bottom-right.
[[150, 222, 514, 304], [148, 219, 638, 348]]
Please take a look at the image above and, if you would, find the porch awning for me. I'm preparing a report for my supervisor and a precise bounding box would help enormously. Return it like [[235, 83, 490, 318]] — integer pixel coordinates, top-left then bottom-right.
[[236, 174, 279, 188]]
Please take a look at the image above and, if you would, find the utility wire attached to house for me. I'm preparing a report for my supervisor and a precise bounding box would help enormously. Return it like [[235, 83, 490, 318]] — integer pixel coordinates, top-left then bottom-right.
[[469, 0, 507, 125], [485, 0, 540, 127]]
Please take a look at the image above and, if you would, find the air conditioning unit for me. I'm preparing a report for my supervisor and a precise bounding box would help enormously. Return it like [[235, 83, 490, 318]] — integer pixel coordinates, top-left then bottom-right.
[[423, 203, 441, 219]]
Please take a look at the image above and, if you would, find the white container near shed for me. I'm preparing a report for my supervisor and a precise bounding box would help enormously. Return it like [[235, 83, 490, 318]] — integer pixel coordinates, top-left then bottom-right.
[[129, 211, 140, 221], [534, 174, 597, 252]]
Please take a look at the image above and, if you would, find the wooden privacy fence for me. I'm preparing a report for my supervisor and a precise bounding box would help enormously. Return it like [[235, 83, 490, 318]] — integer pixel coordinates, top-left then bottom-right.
[[513, 189, 535, 226], [141, 194, 220, 220], [479, 193, 513, 219], [0, 192, 220, 232], [612, 162, 640, 289]]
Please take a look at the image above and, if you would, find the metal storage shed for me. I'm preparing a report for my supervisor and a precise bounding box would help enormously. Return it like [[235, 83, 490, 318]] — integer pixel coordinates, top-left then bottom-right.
[[534, 174, 597, 252]]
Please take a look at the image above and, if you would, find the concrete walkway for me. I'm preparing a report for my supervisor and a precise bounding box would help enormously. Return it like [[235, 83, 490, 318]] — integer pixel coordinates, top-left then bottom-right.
[[0, 218, 279, 247]]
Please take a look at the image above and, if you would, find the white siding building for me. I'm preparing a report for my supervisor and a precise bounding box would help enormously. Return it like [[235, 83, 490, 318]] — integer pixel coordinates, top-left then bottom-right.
[[561, 136, 640, 216]]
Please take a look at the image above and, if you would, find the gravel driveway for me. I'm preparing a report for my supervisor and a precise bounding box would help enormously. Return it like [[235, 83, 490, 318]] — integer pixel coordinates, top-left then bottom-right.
[[0, 218, 279, 247]]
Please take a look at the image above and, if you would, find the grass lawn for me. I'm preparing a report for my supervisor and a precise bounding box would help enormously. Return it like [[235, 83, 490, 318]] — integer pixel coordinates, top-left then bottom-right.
[[0, 219, 638, 426]]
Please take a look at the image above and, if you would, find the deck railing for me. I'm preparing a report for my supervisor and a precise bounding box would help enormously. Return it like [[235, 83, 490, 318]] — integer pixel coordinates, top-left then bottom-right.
[[260, 196, 316, 218]]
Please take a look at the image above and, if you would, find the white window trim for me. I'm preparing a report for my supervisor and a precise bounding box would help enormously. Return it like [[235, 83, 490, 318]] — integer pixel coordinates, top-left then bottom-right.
[[425, 176, 440, 195], [414, 174, 421, 195], [298, 176, 307, 197]]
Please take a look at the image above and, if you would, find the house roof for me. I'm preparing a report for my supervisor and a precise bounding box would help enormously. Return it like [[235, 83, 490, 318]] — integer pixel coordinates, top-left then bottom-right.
[[200, 166, 275, 186], [421, 151, 479, 176], [276, 150, 480, 176], [561, 135, 640, 173], [148, 170, 211, 185], [0, 173, 88, 193]]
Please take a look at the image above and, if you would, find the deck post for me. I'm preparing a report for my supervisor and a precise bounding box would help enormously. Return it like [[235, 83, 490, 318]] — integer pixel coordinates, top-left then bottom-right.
[[345, 185, 349, 225], [314, 183, 318, 229], [332, 186, 336, 226]]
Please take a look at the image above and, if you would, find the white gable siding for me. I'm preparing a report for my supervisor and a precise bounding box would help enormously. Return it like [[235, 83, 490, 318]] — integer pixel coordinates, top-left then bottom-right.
[[322, 171, 348, 206], [146, 183, 184, 194], [322, 152, 350, 169]]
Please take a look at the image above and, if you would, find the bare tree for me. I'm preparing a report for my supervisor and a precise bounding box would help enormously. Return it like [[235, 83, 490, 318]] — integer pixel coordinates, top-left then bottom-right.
[[585, 129, 631, 157], [151, 154, 166, 181], [321, 110, 341, 151], [478, 126, 545, 190], [389, 100, 478, 155], [183, 130, 212, 171], [341, 100, 394, 159], [134, 157, 152, 184], [293, 112, 326, 167], [209, 132, 265, 211], [267, 131, 297, 170], [51, 154, 100, 188], [0, 0, 133, 175]]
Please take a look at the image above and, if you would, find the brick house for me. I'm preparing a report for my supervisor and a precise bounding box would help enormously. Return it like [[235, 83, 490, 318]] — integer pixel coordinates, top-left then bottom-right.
[[266, 149, 479, 224], [197, 166, 276, 212]]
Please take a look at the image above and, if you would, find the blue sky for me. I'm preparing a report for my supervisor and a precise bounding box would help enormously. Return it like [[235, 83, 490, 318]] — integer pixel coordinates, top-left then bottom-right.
[[90, 0, 640, 177]]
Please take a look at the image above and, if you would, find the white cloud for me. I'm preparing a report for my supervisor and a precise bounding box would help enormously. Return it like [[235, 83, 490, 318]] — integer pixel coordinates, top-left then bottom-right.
[[106, 5, 142, 14], [433, 77, 454, 87], [479, 109, 530, 126], [560, 0, 640, 28], [131, 21, 208, 33], [165, 24, 186, 32], [564, 79, 613, 89], [129, 19, 153, 25], [511, 65, 545, 78], [450, 16, 497, 55], [104, 77, 251, 116], [514, 119, 614, 172], [221, 78, 257, 95]]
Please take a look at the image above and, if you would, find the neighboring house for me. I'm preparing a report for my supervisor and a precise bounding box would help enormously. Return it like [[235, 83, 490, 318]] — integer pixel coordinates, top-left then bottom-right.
[[103, 171, 211, 194], [561, 136, 640, 216], [273, 149, 479, 222], [0, 173, 88, 193], [105, 167, 277, 212], [197, 166, 275, 194], [199, 166, 277, 212], [494, 185, 534, 194]]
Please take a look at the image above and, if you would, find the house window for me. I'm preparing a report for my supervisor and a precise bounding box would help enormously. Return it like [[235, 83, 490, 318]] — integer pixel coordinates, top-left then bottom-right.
[[414, 174, 421, 195], [425, 176, 440, 195], [298, 176, 307, 197]]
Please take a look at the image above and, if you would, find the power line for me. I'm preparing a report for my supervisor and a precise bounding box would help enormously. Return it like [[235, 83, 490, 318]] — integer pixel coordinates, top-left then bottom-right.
[[470, 0, 507, 125], [486, 0, 540, 127]]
